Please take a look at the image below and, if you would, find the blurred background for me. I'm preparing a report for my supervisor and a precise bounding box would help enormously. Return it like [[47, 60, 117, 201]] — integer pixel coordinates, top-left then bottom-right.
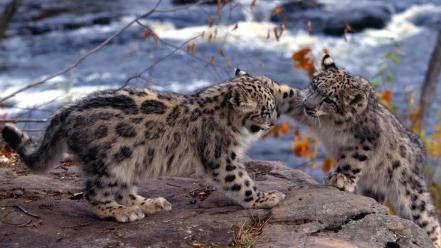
[[0, 0, 440, 184]]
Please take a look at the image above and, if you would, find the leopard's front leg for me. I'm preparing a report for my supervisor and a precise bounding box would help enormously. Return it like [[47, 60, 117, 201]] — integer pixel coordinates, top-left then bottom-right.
[[326, 148, 369, 192], [202, 151, 286, 209]]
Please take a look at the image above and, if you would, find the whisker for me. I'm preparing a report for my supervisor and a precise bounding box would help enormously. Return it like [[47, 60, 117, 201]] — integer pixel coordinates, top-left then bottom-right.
[[315, 115, 322, 127]]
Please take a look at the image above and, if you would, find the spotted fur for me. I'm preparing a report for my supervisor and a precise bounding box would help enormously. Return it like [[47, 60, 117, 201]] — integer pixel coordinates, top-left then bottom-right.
[[1, 76, 286, 222], [263, 54, 440, 247]]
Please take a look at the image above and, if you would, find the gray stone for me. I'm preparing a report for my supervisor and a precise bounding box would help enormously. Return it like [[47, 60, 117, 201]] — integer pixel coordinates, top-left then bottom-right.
[[271, 1, 393, 36], [0, 160, 434, 248]]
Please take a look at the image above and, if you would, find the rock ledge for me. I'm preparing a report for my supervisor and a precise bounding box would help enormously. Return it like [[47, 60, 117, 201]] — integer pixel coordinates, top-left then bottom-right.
[[0, 160, 433, 248]]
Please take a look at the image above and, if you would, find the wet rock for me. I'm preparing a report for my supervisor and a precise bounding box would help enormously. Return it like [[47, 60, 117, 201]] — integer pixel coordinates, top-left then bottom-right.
[[271, 1, 393, 36], [7, 0, 121, 36], [171, 0, 232, 5], [255, 186, 432, 248], [322, 5, 393, 36], [409, 7, 441, 30], [273, 0, 323, 13], [0, 160, 434, 247]]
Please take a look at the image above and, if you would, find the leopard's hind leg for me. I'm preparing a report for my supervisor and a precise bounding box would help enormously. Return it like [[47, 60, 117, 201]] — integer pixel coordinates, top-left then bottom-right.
[[84, 176, 145, 222]]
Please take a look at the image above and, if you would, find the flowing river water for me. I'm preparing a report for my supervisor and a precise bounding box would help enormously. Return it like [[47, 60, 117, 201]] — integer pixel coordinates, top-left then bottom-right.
[[0, 0, 440, 180]]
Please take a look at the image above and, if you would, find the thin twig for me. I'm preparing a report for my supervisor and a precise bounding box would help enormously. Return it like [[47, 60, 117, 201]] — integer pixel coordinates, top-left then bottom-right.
[[13, 95, 65, 118], [0, 0, 164, 103], [0, 119, 48, 123], [166, 183, 182, 188], [119, 34, 201, 89], [1, 215, 32, 226], [12, 205, 40, 219], [135, 20, 228, 69], [61, 222, 93, 229], [154, 1, 204, 13], [21, 129, 45, 132]]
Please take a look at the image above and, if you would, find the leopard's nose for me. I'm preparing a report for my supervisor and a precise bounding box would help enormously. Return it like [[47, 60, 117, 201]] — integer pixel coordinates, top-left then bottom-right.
[[303, 102, 317, 117]]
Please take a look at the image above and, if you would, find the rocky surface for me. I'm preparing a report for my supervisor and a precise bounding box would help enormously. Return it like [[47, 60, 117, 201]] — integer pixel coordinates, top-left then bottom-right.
[[0, 159, 434, 248]]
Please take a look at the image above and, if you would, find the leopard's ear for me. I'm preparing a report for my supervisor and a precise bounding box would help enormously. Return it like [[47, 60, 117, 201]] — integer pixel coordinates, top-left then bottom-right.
[[344, 88, 368, 114], [321, 54, 337, 70], [235, 68, 250, 77], [229, 86, 257, 112]]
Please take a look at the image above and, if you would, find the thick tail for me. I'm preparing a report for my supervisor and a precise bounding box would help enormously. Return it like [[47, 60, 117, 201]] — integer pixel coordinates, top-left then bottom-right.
[[392, 183, 441, 248], [1, 113, 66, 172], [413, 194, 441, 248]]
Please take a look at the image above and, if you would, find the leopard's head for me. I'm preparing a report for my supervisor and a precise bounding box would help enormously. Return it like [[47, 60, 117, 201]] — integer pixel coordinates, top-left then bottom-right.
[[232, 69, 278, 133], [303, 54, 374, 122]]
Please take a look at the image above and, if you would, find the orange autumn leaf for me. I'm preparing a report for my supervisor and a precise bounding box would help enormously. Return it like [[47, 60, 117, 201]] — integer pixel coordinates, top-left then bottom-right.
[[280, 121, 289, 134], [433, 122, 441, 139], [291, 47, 309, 60], [382, 90, 393, 104], [261, 121, 290, 139], [321, 159, 336, 173], [0, 145, 14, 159], [187, 42, 196, 55], [291, 128, 319, 160], [291, 48, 315, 78], [143, 29, 149, 41], [151, 31, 159, 44], [309, 162, 319, 170], [219, 49, 225, 57], [294, 128, 300, 140], [385, 199, 396, 215], [410, 107, 421, 134], [292, 136, 310, 157], [428, 121, 441, 158], [207, 54, 216, 63]]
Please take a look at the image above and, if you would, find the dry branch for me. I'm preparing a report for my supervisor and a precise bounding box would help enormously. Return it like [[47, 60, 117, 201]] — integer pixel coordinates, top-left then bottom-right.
[[419, 28, 441, 128], [0, 0, 205, 104], [0, 119, 48, 123], [12, 205, 40, 219], [0, 0, 162, 103], [120, 35, 202, 89], [0, 0, 20, 41], [135, 20, 228, 69]]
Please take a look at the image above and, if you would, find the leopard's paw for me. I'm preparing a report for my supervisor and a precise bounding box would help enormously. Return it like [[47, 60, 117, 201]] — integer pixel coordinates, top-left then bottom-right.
[[325, 172, 356, 192], [253, 190, 286, 209], [139, 197, 172, 214]]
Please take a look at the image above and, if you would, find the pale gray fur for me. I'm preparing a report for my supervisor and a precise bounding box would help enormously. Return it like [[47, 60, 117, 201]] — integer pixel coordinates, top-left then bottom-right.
[[2, 75, 286, 222], [248, 55, 440, 248]]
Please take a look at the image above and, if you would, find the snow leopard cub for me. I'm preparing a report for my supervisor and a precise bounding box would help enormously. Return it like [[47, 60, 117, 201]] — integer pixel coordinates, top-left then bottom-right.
[[1, 75, 286, 222], [249, 54, 440, 248]]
